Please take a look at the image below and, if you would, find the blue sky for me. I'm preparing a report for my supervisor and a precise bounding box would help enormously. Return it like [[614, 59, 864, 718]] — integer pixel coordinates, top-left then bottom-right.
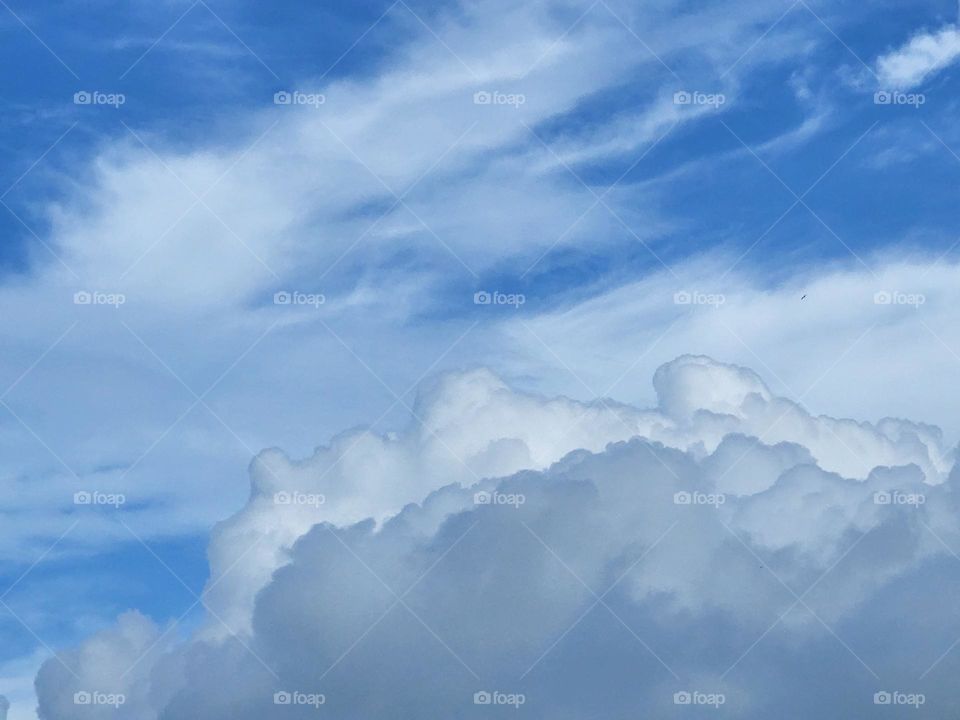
[[3, 0, 959, 287], [3, 0, 960, 717]]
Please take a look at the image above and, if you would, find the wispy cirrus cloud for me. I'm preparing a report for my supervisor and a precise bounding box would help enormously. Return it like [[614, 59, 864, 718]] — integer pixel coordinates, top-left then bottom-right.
[[876, 23, 960, 89]]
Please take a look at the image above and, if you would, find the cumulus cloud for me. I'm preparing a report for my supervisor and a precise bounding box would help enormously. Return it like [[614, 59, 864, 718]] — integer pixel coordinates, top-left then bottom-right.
[[34, 613, 168, 720], [199, 352, 952, 634], [499, 253, 960, 445], [34, 355, 960, 718], [876, 24, 960, 89]]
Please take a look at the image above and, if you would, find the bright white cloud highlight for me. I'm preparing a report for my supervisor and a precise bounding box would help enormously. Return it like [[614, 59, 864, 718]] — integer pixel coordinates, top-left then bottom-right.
[[876, 24, 960, 89]]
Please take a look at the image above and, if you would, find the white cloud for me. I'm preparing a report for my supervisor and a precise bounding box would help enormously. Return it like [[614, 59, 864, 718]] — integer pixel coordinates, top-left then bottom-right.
[[10, 1, 960, 716], [0, 0, 793, 564], [201, 353, 951, 633], [876, 24, 960, 89], [32, 355, 960, 718], [34, 612, 169, 720], [497, 253, 960, 449]]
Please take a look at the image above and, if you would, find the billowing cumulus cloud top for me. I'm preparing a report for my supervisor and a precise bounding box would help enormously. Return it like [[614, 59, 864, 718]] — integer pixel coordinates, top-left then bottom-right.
[[34, 356, 960, 719]]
